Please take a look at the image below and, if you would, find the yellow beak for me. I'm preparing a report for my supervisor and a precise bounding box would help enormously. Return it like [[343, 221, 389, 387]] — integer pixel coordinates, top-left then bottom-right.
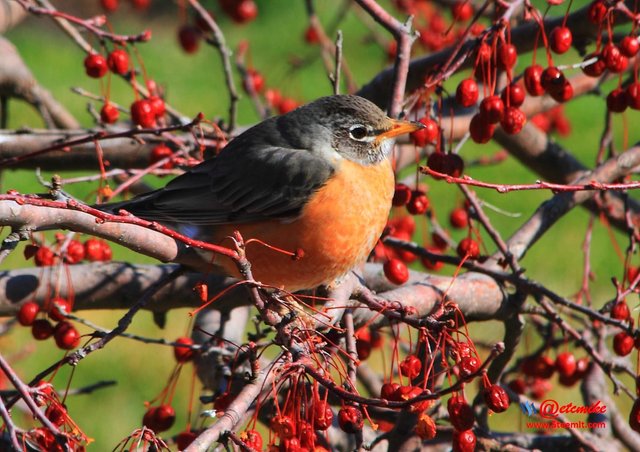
[[375, 119, 424, 142]]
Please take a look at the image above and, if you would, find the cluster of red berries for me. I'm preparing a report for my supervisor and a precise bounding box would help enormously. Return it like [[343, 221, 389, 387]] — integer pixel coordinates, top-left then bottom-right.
[[264, 395, 340, 451], [263, 87, 300, 115], [84, 44, 167, 129], [27, 237, 112, 267], [82, 34, 169, 130], [26, 381, 89, 449], [379, 183, 482, 285], [17, 299, 80, 350], [390, 0, 480, 57], [508, 352, 591, 401]]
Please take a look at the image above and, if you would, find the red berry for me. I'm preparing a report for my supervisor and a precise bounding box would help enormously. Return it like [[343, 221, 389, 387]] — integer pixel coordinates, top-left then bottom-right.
[[397, 385, 431, 413], [410, 117, 439, 146], [100, 0, 119, 12], [34, 246, 56, 267], [49, 297, 71, 322], [524, 355, 555, 379], [469, 113, 494, 144], [479, 95, 504, 124], [421, 247, 444, 271], [130, 99, 156, 128], [602, 44, 622, 71], [17, 302, 40, 326], [176, 431, 198, 449], [173, 336, 195, 363], [415, 413, 437, 439], [456, 78, 479, 107], [626, 83, 640, 110], [483, 384, 509, 413], [620, 36, 640, 57], [277, 98, 298, 115], [45, 404, 67, 426], [84, 53, 108, 78], [502, 83, 525, 107], [427, 152, 464, 178], [384, 258, 409, 285], [150, 144, 174, 169], [178, 25, 201, 54], [143, 405, 175, 433], [497, 43, 517, 70], [221, 0, 258, 23], [451, 1, 473, 21], [549, 80, 573, 103], [195, 12, 215, 33], [148, 96, 166, 118], [264, 88, 282, 107], [131, 0, 150, 10], [356, 330, 372, 360], [555, 352, 576, 378], [380, 382, 401, 401], [582, 53, 606, 77], [453, 429, 476, 452], [457, 238, 480, 259], [100, 103, 119, 124], [449, 208, 468, 229], [338, 406, 363, 433], [406, 190, 429, 215], [304, 25, 320, 44], [458, 355, 480, 378], [54, 321, 80, 350], [524, 65, 545, 96], [587, 0, 608, 24], [312, 401, 333, 430], [107, 49, 129, 75], [85, 238, 105, 262], [392, 183, 412, 207], [476, 42, 492, 65], [432, 231, 449, 251], [613, 332, 634, 356], [242, 69, 265, 94], [607, 88, 627, 113], [64, 239, 85, 264], [500, 106, 526, 134], [541, 66, 566, 95], [101, 240, 112, 261], [32, 319, 54, 340], [447, 395, 474, 430], [549, 26, 572, 54], [559, 357, 590, 386], [530, 377, 552, 400], [611, 301, 631, 321], [630, 399, 640, 433], [399, 354, 422, 379], [507, 378, 526, 394]]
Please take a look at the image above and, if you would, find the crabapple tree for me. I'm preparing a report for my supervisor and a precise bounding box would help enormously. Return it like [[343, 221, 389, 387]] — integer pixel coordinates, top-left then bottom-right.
[[0, 0, 640, 451]]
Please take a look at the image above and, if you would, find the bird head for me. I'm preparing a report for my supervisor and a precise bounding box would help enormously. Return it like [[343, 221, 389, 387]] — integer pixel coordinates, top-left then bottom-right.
[[279, 95, 425, 165]]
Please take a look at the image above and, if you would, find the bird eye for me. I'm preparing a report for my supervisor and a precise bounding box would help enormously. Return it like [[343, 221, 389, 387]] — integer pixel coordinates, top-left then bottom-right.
[[349, 125, 369, 141]]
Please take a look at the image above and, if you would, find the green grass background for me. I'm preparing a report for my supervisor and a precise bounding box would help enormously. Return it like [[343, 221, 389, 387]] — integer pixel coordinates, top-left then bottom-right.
[[1, 0, 639, 448]]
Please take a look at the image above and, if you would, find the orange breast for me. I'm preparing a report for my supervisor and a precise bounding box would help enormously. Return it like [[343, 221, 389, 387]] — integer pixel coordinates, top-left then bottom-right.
[[209, 158, 394, 291]]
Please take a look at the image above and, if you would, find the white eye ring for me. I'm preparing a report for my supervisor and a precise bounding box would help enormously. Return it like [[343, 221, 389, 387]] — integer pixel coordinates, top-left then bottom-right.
[[348, 124, 371, 141]]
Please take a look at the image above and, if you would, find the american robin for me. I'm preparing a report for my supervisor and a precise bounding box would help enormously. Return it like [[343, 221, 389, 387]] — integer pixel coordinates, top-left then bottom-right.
[[105, 95, 423, 291]]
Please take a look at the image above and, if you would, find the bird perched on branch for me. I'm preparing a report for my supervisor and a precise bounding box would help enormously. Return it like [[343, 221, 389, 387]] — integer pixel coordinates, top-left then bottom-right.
[[103, 95, 422, 291]]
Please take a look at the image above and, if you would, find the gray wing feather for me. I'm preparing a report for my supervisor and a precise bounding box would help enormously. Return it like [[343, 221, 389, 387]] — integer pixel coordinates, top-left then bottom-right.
[[103, 123, 334, 225]]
